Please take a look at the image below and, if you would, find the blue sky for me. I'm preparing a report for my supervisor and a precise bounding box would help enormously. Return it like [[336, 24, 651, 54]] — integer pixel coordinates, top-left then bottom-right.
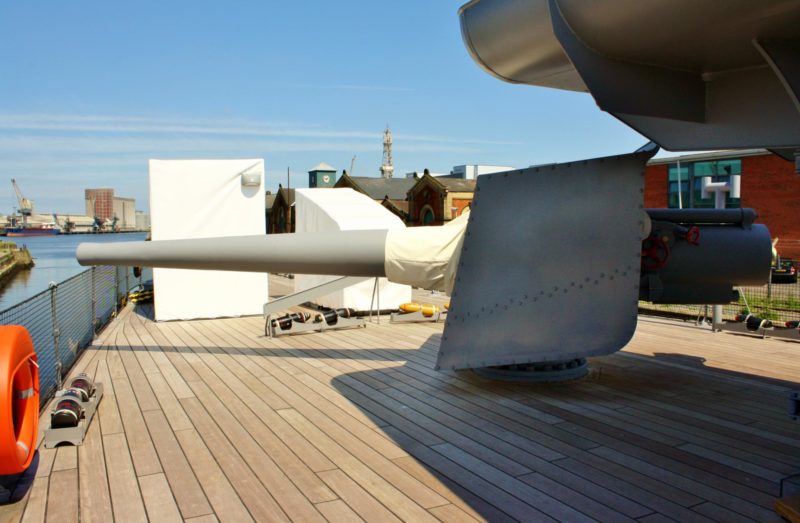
[[0, 0, 648, 215]]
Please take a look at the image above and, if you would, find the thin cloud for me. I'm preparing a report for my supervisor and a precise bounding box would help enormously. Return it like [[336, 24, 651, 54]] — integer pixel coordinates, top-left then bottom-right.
[[288, 83, 415, 93], [0, 135, 478, 156], [0, 113, 519, 145]]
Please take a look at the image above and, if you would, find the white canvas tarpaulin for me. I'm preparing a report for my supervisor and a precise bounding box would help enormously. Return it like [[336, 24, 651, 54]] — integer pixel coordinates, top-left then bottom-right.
[[295, 188, 412, 310], [150, 159, 269, 321], [384, 209, 469, 294]]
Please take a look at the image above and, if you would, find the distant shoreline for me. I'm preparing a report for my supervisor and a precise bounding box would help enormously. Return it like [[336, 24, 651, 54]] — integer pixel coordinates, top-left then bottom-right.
[[0, 244, 34, 292]]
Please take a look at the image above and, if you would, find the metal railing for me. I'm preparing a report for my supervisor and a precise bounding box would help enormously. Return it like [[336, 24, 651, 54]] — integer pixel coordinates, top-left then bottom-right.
[[0, 266, 151, 406], [640, 280, 800, 325]]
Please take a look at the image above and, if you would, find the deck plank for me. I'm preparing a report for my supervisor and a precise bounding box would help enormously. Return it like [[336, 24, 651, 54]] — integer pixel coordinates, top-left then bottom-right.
[[102, 433, 148, 523], [17, 478, 47, 523], [138, 473, 183, 523], [317, 469, 401, 523], [278, 408, 440, 522], [172, 429, 251, 523], [44, 469, 78, 523], [78, 420, 113, 523], [109, 377, 161, 476], [141, 409, 212, 519], [166, 323, 337, 504], [179, 397, 292, 523], [315, 499, 366, 523]]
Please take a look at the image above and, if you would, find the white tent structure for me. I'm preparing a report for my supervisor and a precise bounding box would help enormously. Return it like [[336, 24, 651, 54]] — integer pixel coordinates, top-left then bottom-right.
[[294, 188, 412, 310], [150, 159, 269, 321]]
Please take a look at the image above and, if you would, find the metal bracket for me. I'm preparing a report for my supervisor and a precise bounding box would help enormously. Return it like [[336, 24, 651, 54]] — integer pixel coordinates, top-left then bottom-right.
[[790, 391, 799, 422], [265, 314, 365, 337], [722, 321, 800, 341], [263, 276, 371, 318], [390, 309, 444, 323], [43, 383, 104, 448], [721, 320, 772, 339]]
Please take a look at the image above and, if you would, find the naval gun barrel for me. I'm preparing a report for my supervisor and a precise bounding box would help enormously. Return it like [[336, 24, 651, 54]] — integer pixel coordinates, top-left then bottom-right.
[[76, 217, 468, 293], [76, 231, 389, 277]]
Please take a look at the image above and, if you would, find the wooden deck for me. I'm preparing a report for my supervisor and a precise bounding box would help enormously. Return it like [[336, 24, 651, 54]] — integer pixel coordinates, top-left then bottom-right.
[[4, 275, 800, 522]]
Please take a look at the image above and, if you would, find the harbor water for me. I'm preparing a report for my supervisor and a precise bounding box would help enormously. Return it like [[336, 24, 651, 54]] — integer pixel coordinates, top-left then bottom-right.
[[0, 233, 147, 310]]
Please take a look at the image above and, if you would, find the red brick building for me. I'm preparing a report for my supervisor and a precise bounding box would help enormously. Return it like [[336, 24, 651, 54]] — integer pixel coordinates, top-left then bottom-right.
[[85, 188, 115, 221], [645, 150, 800, 258], [406, 174, 476, 226]]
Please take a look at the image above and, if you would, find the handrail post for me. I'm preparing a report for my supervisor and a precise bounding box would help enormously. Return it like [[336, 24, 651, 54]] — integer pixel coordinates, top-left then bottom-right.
[[91, 266, 97, 333], [49, 282, 62, 390], [114, 267, 120, 314]]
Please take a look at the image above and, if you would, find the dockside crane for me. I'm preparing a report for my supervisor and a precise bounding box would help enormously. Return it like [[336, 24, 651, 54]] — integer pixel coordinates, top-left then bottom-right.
[[11, 179, 33, 227]]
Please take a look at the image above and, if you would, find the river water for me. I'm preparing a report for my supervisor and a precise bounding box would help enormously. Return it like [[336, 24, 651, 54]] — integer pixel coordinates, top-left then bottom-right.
[[0, 233, 147, 310]]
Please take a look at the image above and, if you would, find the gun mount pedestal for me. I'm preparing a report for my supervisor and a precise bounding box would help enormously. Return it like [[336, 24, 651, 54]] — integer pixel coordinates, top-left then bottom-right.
[[473, 358, 588, 382]]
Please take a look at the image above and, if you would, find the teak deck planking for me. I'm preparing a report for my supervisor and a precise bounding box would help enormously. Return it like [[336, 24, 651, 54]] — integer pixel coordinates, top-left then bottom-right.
[[2, 274, 798, 522]]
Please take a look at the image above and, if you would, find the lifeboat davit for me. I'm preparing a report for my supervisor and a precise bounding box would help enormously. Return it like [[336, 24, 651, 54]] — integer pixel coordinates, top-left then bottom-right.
[[0, 326, 39, 475]]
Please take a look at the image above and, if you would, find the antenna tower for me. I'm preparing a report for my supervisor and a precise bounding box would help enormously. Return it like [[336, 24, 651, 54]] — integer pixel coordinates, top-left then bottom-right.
[[380, 126, 394, 178]]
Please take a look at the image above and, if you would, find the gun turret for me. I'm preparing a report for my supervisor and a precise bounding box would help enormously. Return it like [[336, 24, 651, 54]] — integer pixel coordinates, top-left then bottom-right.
[[76, 150, 772, 376]]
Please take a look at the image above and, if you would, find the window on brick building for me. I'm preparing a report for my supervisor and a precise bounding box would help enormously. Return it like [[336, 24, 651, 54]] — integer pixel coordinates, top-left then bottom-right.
[[667, 165, 689, 208], [668, 159, 741, 208]]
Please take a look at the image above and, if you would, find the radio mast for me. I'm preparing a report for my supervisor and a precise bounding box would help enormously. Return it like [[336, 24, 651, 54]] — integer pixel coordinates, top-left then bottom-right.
[[380, 126, 394, 178]]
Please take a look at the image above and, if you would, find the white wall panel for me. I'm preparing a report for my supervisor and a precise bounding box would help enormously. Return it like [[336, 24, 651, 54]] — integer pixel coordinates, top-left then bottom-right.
[[150, 159, 269, 321]]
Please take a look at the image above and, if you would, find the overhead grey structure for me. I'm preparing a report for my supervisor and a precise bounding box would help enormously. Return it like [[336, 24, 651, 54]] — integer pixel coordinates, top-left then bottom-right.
[[459, 0, 800, 155]]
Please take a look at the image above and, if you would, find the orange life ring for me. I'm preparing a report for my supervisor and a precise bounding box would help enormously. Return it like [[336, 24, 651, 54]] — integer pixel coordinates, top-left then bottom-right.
[[0, 326, 39, 475]]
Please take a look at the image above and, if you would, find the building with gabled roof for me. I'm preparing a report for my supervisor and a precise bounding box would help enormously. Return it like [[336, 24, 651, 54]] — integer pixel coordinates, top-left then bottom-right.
[[334, 174, 416, 221], [268, 186, 295, 233], [407, 173, 476, 226]]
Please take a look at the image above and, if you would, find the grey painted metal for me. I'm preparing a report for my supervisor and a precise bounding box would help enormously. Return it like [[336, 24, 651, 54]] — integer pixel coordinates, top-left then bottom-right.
[[436, 148, 654, 371], [721, 320, 772, 341], [616, 69, 800, 150], [262, 276, 371, 318], [77, 230, 389, 277], [459, 0, 800, 150], [548, 0, 704, 123], [655, 225, 770, 287], [645, 209, 756, 227], [473, 358, 588, 382], [266, 315, 365, 337], [640, 224, 771, 305], [755, 39, 800, 114], [390, 309, 444, 324]]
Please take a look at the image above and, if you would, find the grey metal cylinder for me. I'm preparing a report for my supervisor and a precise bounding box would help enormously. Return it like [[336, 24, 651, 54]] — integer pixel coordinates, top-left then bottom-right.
[[656, 224, 771, 286], [76, 231, 389, 277], [645, 208, 756, 227]]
